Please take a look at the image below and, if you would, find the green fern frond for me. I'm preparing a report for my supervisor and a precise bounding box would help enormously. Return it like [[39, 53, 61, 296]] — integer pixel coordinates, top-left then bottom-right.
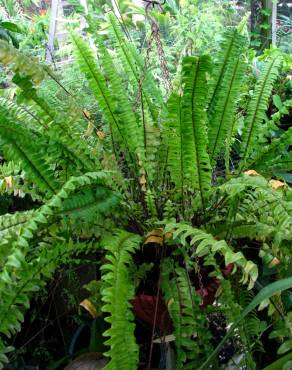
[[1, 173, 112, 258], [166, 93, 184, 197], [71, 32, 137, 168], [247, 127, 292, 171], [59, 186, 120, 221], [165, 222, 258, 289], [207, 28, 246, 115], [101, 230, 141, 370], [12, 73, 56, 124], [0, 210, 35, 266], [0, 40, 46, 85], [210, 174, 292, 250], [180, 56, 212, 209], [0, 98, 44, 132], [0, 240, 97, 366], [0, 118, 60, 197], [145, 189, 158, 219], [107, 13, 164, 123], [240, 55, 283, 168], [13, 75, 98, 173], [95, 35, 146, 172], [208, 55, 246, 163], [162, 258, 212, 369]]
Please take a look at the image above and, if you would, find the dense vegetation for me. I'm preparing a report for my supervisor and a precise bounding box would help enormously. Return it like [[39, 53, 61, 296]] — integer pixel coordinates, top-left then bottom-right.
[[0, 1, 291, 369]]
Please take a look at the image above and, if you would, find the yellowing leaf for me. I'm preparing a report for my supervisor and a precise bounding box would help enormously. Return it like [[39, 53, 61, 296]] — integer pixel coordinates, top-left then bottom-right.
[[83, 109, 91, 119], [80, 298, 97, 318], [269, 179, 285, 190], [96, 130, 105, 140], [244, 170, 260, 176], [258, 298, 270, 311], [139, 174, 146, 191], [4, 176, 13, 188], [144, 229, 163, 246], [269, 257, 280, 267], [167, 298, 174, 309], [84, 121, 95, 137]]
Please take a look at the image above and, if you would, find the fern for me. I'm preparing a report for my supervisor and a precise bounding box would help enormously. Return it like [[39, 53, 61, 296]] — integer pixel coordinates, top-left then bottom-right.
[[166, 93, 184, 199], [0, 39, 46, 84], [107, 13, 164, 123], [165, 222, 258, 289], [0, 210, 35, 266], [0, 23, 290, 369], [207, 28, 246, 115], [71, 33, 139, 170], [100, 230, 141, 370], [13, 74, 98, 173], [96, 36, 145, 170], [240, 55, 283, 168], [248, 127, 292, 171], [0, 97, 44, 132], [208, 55, 246, 163], [59, 186, 119, 221], [162, 258, 212, 369], [180, 56, 212, 209], [0, 240, 97, 367], [0, 117, 60, 197]]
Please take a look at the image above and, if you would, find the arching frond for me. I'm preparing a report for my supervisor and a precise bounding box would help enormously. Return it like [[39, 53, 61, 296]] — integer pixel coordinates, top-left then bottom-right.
[[0, 118, 60, 197], [165, 222, 258, 289]]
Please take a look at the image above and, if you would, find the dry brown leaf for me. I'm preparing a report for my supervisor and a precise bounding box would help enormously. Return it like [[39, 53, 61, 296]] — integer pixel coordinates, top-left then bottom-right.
[[4, 176, 13, 188], [244, 170, 260, 176], [80, 299, 97, 319], [269, 179, 285, 190]]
